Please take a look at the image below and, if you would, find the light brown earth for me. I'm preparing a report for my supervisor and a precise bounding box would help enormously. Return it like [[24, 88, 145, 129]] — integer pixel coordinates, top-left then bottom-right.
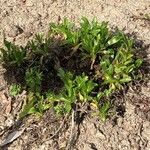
[[0, 0, 150, 150]]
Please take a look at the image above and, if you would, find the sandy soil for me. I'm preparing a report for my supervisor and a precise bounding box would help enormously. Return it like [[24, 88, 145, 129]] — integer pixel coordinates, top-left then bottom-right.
[[0, 0, 150, 150]]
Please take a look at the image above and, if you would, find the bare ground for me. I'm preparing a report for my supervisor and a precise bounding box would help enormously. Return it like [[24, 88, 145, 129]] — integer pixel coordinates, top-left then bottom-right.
[[0, 0, 150, 150]]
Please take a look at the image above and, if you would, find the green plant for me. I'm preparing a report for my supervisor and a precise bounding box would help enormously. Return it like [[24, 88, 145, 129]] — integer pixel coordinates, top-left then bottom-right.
[[0, 40, 26, 67], [50, 17, 135, 70], [50, 18, 80, 46], [0, 17, 143, 121], [75, 73, 98, 102], [99, 101, 110, 121], [54, 68, 76, 114], [100, 48, 142, 90], [80, 18, 110, 69], [20, 92, 50, 118], [46, 68, 98, 115], [25, 68, 43, 92], [27, 34, 52, 56], [9, 84, 21, 96]]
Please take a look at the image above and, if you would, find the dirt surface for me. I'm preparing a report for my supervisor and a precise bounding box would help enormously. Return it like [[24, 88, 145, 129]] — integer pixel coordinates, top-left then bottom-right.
[[0, 0, 150, 150]]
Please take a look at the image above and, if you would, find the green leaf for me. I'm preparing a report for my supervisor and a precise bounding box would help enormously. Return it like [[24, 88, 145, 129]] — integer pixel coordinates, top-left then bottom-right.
[[27, 107, 38, 115], [135, 59, 142, 68], [19, 94, 36, 118], [120, 75, 132, 83], [107, 36, 121, 46], [25, 68, 43, 92], [4, 39, 11, 50], [10, 84, 21, 96], [64, 102, 72, 113], [99, 101, 110, 121]]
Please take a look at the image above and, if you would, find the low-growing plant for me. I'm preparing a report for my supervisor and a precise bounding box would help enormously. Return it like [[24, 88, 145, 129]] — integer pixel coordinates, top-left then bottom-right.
[[99, 101, 110, 121], [50, 18, 80, 46], [25, 67, 43, 92], [0, 17, 143, 121], [100, 48, 142, 90], [9, 84, 21, 96], [80, 18, 110, 69], [27, 34, 52, 56], [0, 40, 26, 67], [19, 92, 51, 118], [46, 68, 98, 115]]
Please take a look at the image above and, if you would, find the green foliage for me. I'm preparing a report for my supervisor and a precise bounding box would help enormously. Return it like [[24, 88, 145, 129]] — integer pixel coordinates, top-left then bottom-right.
[[46, 68, 98, 115], [25, 68, 43, 92], [9, 84, 21, 96], [50, 17, 111, 69], [100, 48, 142, 90], [75, 73, 98, 102], [80, 18, 109, 67], [27, 34, 52, 56], [0, 40, 26, 67], [50, 18, 80, 45], [50, 17, 138, 70], [20, 92, 51, 118], [99, 101, 110, 121], [19, 92, 36, 118], [0, 17, 143, 121]]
